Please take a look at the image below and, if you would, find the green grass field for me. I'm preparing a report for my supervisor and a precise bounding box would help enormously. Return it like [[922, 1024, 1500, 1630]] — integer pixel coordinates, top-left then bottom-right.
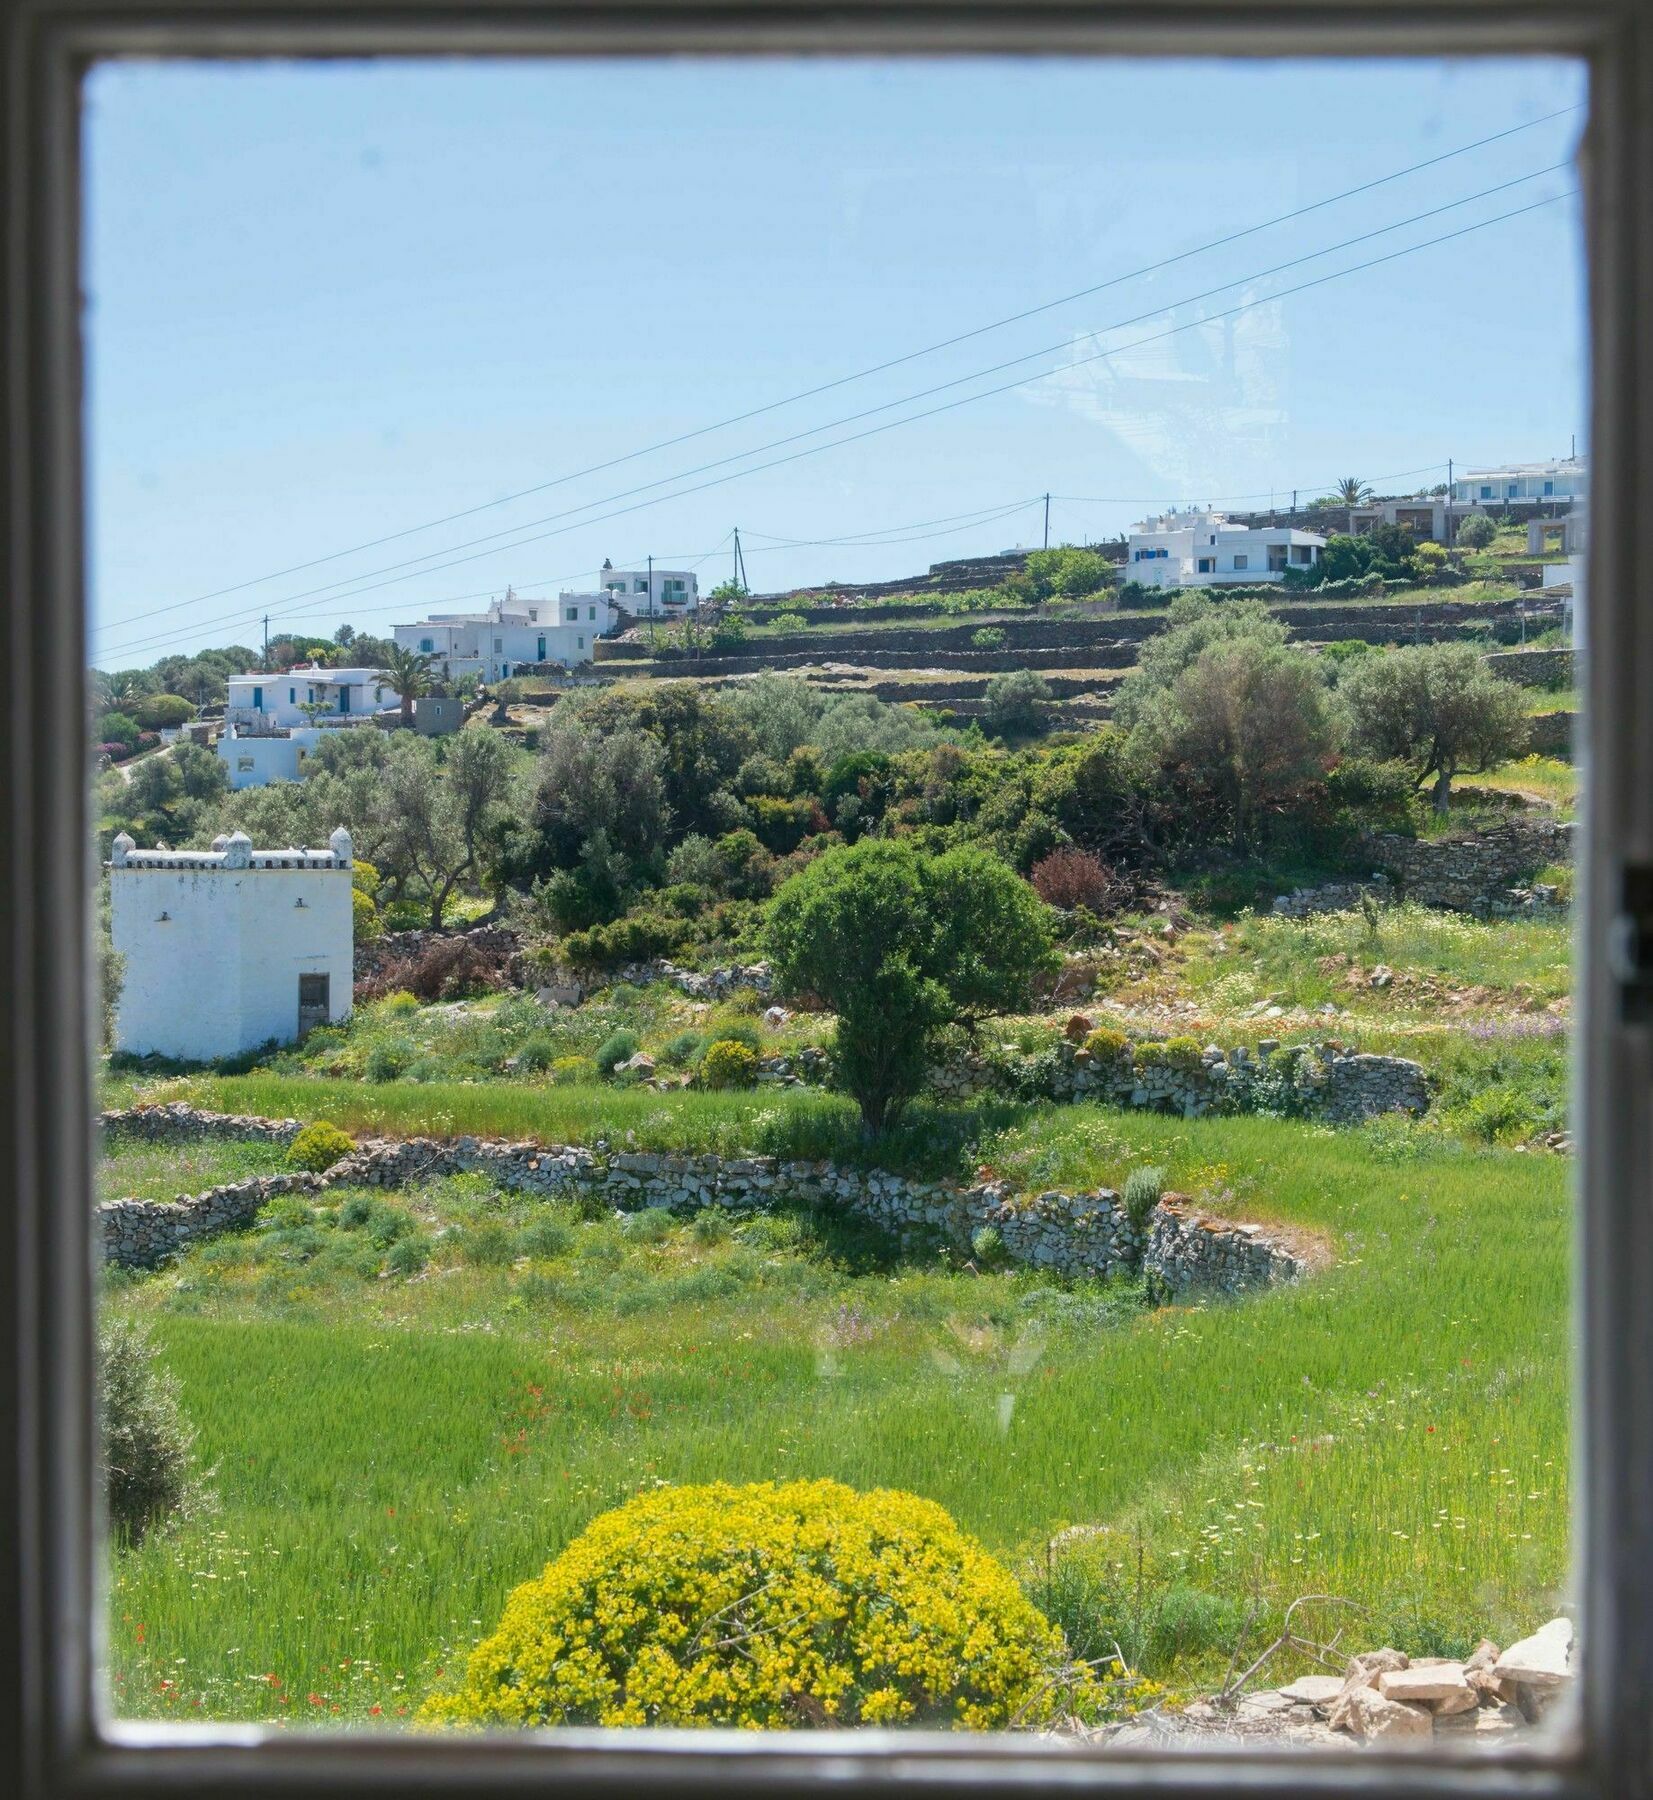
[[98, 1135, 296, 1204], [102, 1108, 1570, 1725]]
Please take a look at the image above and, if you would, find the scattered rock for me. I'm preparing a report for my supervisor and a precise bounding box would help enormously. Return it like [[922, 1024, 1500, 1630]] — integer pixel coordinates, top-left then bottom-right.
[[1378, 1664, 1473, 1706], [1342, 1685, 1434, 1742], [1277, 1674, 1344, 1708], [1494, 1618, 1573, 1690]]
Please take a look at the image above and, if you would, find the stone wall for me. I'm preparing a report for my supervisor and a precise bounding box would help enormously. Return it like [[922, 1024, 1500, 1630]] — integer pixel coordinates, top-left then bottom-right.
[[930, 1038, 1429, 1125], [1364, 820, 1574, 914], [1486, 648, 1574, 689], [1524, 711, 1575, 758], [354, 924, 522, 984], [96, 1106, 1304, 1293]]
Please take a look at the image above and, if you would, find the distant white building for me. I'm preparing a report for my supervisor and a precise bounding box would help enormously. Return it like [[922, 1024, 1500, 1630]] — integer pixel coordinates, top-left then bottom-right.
[[1450, 458, 1587, 506], [216, 722, 326, 789], [1126, 510, 1325, 589], [393, 586, 617, 683], [598, 560, 699, 616], [224, 666, 396, 729], [108, 828, 355, 1062]]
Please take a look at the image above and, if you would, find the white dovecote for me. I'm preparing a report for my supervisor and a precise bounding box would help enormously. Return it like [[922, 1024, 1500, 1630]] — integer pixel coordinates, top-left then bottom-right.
[[107, 827, 354, 1062]]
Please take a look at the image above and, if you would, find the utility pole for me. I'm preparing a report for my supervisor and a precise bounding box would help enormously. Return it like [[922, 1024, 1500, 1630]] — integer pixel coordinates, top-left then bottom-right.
[[262, 614, 270, 669], [647, 552, 653, 620], [733, 526, 749, 594], [1446, 458, 1454, 546], [1291, 489, 1297, 527], [1042, 493, 1052, 550]]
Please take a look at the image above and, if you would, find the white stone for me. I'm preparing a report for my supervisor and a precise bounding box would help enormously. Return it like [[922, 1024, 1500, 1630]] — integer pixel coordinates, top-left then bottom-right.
[[1277, 1675, 1345, 1707], [1342, 1686, 1433, 1742], [1494, 1617, 1573, 1689]]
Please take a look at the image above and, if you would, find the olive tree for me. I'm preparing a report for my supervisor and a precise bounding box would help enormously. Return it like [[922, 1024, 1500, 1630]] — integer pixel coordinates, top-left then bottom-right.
[[1129, 637, 1338, 847], [765, 840, 1055, 1137], [1340, 641, 1528, 813]]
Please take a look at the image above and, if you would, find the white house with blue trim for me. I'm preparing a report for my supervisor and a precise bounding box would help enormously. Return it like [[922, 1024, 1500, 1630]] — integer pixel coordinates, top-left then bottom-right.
[[1126, 510, 1326, 589], [392, 586, 617, 682], [1449, 457, 1587, 506], [224, 666, 396, 728]]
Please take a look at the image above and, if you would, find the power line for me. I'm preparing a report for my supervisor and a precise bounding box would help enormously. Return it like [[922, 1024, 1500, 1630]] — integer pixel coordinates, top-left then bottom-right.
[[97, 163, 1574, 655], [1053, 460, 1451, 508], [93, 103, 1581, 643], [98, 187, 1571, 665]]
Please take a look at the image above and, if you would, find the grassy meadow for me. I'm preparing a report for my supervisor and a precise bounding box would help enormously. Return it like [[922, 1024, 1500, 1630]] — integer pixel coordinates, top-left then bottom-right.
[[102, 1105, 1570, 1724]]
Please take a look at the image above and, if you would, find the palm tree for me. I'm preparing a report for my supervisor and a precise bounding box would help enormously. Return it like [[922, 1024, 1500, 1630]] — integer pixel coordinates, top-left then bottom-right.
[[1333, 476, 1373, 507], [379, 645, 434, 728]]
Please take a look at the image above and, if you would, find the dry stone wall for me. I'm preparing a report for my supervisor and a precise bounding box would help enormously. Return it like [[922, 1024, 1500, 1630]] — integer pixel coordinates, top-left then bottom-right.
[[1363, 820, 1574, 914], [929, 1038, 1429, 1125], [96, 1106, 1304, 1293]]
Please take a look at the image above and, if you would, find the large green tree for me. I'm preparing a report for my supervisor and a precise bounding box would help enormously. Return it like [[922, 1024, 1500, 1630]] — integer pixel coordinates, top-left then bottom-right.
[[1340, 641, 1528, 813], [765, 840, 1055, 1137], [1129, 638, 1338, 847]]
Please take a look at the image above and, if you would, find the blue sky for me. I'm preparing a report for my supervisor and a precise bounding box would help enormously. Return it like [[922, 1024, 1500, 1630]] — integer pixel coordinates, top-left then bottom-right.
[[83, 55, 1587, 669]]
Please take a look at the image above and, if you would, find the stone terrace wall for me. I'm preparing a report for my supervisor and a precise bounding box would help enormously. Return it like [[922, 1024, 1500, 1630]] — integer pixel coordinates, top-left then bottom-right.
[[97, 1106, 1304, 1293], [1364, 820, 1574, 913], [932, 1038, 1429, 1125], [1486, 649, 1574, 689]]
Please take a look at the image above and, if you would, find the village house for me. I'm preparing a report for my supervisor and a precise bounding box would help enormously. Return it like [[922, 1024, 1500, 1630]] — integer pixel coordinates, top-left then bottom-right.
[[597, 560, 699, 616], [216, 721, 327, 789], [1125, 509, 1325, 589], [392, 585, 617, 682], [1450, 455, 1588, 506], [108, 827, 355, 1062], [224, 666, 396, 728]]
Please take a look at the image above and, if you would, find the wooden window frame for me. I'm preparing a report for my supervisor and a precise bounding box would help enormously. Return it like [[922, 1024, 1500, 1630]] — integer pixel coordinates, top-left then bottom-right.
[[3, 4, 1647, 1797]]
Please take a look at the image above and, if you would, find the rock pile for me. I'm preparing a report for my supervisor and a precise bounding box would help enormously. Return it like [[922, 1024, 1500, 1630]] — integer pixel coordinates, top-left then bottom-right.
[[1364, 820, 1575, 916], [1087, 1620, 1575, 1752]]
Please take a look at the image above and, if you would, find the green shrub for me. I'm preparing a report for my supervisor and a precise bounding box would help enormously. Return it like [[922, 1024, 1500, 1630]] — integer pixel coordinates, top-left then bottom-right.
[[1162, 1036, 1203, 1073], [421, 1479, 1088, 1729], [459, 1221, 517, 1267], [561, 911, 689, 971], [1451, 1083, 1543, 1146], [594, 1030, 641, 1076], [515, 1032, 561, 1073], [365, 1039, 415, 1081], [700, 1038, 760, 1090], [971, 626, 1007, 650], [286, 1121, 357, 1172], [661, 1030, 708, 1068], [551, 1055, 598, 1085], [98, 1316, 209, 1547], [1122, 1165, 1165, 1231], [381, 990, 420, 1016], [516, 1216, 575, 1260], [385, 1235, 431, 1277], [1455, 512, 1496, 548], [970, 1224, 1006, 1267], [1081, 1027, 1130, 1063]]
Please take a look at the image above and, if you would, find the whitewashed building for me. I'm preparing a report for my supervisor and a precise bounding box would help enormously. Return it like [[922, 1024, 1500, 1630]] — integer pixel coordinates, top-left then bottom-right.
[[224, 666, 396, 729], [216, 723, 326, 789], [1450, 457, 1588, 506], [598, 561, 699, 616], [108, 827, 354, 1062], [393, 586, 616, 682], [1126, 510, 1325, 589]]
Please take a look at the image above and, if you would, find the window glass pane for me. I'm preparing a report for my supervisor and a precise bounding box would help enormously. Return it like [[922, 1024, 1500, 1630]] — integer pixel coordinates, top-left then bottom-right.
[[84, 51, 1585, 1752]]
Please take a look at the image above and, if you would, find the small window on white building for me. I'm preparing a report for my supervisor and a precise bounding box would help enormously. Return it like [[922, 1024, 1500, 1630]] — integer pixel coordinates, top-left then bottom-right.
[[577, 636, 585, 650], [588, 605, 596, 621], [493, 637, 502, 652], [1233, 554, 1248, 570], [288, 687, 296, 703], [236, 757, 254, 772], [566, 607, 577, 622], [420, 637, 434, 653], [528, 609, 537, 622], [1197, 557, 1214, 574]]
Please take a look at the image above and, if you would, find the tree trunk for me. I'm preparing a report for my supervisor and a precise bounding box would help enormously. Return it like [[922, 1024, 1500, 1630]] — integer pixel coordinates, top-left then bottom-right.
[[401, 694, 415, 729], [1433, 766, 1453, 815]]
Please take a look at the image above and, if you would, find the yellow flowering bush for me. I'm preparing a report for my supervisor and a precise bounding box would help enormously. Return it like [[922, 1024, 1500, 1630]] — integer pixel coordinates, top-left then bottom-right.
[[699, 1039, 760, 1091], [423, 1479, 1089, 1730], [1081, 1026, 1129, 1063], [285, 1121, 356, 1172]]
